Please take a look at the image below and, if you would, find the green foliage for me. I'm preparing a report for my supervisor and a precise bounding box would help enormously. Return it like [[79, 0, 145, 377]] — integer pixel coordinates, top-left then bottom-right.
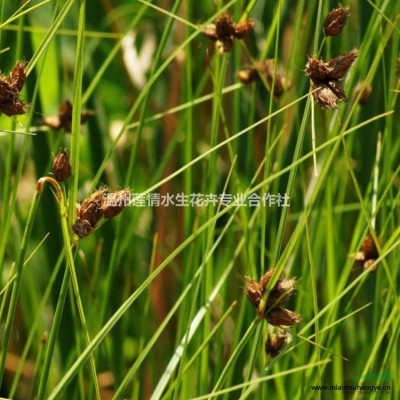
[[0, 0, 399, 399]]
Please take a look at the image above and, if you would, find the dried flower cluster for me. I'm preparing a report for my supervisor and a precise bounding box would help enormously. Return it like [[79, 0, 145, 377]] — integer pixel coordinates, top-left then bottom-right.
[[51, 149, 71, 182], [323, 6, 350, 37], [0, 61, 28, 116], [245, 268, 301, 327], [43, 100, 94, 132], [73, 188, 130, 238], [237, 59, 286, 98], [203, 13, 254, 54], [265, 330, 289, 358], [305, 49, 359, 108], [355, 234, 380, 271]]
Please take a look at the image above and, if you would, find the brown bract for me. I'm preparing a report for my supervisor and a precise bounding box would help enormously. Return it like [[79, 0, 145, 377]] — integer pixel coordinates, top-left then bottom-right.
[[245, 268, 301, 327], [43, 100, 94, 132], [323, 6, 350, 37], [305, 49, 359, 108], [203, 13, 254, 54], [0, 61, 28, 116], [51, 149, 71, 182]]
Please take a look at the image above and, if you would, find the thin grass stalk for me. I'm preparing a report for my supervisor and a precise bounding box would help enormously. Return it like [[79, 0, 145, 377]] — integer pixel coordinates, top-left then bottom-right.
[[10, 249, 64, 397], [36, 266, 70, 399], [0, 181, 43, 386]]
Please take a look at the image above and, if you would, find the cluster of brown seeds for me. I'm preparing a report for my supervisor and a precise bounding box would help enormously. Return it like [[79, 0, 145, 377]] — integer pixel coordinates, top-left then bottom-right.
[[203, 13, 254, 54], [0, 61, 28, 116], [305, 6, 359, 109], [354, 234, 380, 271], [43, 99, 94, 132], [73, 188, 130, 238], [51, 149, 72, 183], [245, 268, 301, 327], [237, 59, 286, 98], [305, 49, 359, 108]]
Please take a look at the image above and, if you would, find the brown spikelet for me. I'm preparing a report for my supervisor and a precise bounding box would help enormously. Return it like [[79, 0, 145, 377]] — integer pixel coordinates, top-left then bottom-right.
[[312, 82, 342, 108], [326, 49, 360, 80], [354, 233, 380, 271], [234, 19, 255, 39], [245, 268, 301, 328], [73, 187, 131, 239], [8, 61, 27, 92], [79, 188, 108, 227], [72, 218, 92, 239], [244, 276, 264, 308], [265, 332, 288, 357], [265, 307, 302, 327], [305, 57, 332, 83], [362, 234, 379, 260], [102, 188, 131, 219], [305, 50, 359, 109], [0, 60, 28, 116], [323, 6, 350, 37], [51, 149, 71, 182]]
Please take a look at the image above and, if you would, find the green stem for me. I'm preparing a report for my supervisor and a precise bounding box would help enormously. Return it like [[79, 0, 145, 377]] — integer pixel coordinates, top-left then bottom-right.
[[36, 266, 70, 399], [0, 179, 43, 386]]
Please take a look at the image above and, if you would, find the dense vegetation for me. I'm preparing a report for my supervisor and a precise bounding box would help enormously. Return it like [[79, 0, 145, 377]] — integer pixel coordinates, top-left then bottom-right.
[[0, 1, 399, 399]]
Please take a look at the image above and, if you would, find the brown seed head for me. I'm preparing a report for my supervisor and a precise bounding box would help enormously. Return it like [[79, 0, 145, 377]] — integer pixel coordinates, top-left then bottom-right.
[[265, 307, 302, 327], [312, 82, 342, 108], [362, 234, 379, 261], [102, 188, 131, 218], [72, 218, 92, 238], [305, 57, 332, 82], [203, 13, 253, 54], [0, 61, 29, 117], [259, 267, 277, 289], [51, 149, 71, 182], [323, 6, 350, 37], [354, 233, 380, 271], [234, 19, 254, 39], [215, 13, 236, 39], [0, 98, 27, 116], [79, 188, 108, 226], [327, 49, 359, 80], [245, 276, 264, 308], [266, 277, 297, 310], [0, 79, 13, 103], [9, 61, 27, 92], [265, 332, 288, 357]]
